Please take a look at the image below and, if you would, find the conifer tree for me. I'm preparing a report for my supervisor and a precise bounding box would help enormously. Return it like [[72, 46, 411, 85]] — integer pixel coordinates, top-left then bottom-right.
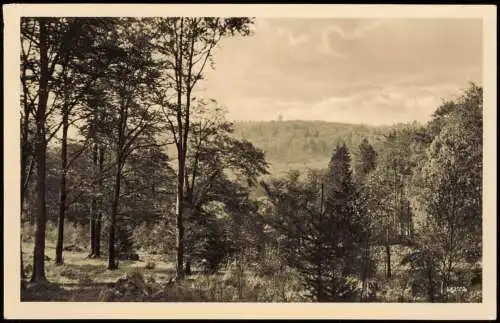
[[323, 144, 364, 299]]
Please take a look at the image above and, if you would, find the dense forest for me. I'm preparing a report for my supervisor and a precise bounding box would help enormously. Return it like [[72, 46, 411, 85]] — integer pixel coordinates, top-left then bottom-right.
[[20, 17, 482, 303]]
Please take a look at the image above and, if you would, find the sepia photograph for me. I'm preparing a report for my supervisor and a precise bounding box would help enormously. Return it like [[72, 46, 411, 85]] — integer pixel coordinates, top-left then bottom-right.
[[3, 3, 497, 320]]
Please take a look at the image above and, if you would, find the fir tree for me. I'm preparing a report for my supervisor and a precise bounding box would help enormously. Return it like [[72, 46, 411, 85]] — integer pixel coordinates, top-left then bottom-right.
[[321, 143, 364, 301]]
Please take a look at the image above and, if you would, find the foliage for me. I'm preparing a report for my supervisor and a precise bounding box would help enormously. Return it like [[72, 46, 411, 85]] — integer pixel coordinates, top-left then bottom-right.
[[413, 83, 482, 300], [262, 145, 365, 302]]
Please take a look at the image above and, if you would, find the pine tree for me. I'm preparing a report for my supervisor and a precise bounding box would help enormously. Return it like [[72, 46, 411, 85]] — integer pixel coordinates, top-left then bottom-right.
[[322, 143, 364, 300]]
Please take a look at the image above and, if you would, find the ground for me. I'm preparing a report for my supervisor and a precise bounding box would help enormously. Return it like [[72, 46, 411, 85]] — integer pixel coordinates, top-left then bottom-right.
[[21, 241, 178, 301], [20, 241, 480, 302], [20, 241, 307, 302]]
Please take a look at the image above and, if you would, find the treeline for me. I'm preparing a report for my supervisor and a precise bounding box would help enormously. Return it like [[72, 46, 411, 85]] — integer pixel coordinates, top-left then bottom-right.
[[20, 16, 482, 303]]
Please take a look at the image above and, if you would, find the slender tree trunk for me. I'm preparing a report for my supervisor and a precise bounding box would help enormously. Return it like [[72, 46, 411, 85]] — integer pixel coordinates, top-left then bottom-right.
[[31, 18, 49, 283], [89, 209, 96, 257], [89, 201, 97, 257], [89, 143, 98, 257], [95, 212, 102, 257], [173, 18, 187, 281], [95, 146, 105, 257], [20, 171, 29, 281], [385, 228, 391, 279], [55, 111, 69, 265], [175, 155, 185, 279], [108, 164, 121, 270], [108, 89, 127, 270]]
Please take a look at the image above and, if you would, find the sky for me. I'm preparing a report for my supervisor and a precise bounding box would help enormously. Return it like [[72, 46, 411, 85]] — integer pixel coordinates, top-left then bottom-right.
[[198, 18, 483, 126]]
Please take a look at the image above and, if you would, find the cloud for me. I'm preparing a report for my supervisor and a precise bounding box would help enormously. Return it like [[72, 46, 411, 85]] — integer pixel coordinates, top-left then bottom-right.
[[276, 27, 310, 46], [202, 18, 482, 126], [317, 19, 388, 58], [318, 28, 348, 58], [324, 19, 387, 40]]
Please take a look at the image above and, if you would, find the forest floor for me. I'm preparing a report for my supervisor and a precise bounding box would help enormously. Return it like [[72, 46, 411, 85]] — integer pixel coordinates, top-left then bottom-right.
[[21, 241, 179, 301], [20, 241, 309, 302], [21, 238, 480, 302], [20, 240, 422, 302]]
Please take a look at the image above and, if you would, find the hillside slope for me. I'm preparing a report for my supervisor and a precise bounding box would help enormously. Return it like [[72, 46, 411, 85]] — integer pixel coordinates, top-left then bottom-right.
[[233, 120, 397, 175]]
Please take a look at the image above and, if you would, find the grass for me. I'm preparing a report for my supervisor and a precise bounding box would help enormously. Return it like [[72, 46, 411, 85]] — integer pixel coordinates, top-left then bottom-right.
[[21, 240, 177, 301], [21, 239, 308, 302], [21, 225, 481, 303]]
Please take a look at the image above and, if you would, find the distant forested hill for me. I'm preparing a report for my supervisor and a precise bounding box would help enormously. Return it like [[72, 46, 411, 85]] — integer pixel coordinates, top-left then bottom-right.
[[233, 120, 413, 175]]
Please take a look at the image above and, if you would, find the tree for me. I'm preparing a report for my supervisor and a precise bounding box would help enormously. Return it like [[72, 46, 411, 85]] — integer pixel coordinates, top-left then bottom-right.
[[416, 84, 482, 300], [181, 102, 269, 271], [367, 124, 428, 278], [22, 17, 63, 282], [323, 144, 364, 298], [94, 18, 163, 269], [81, 79, 116, 258], [52, 18, 118, 264], [151, 17, 254, 279], [262, 144, 364, 302], [20, 17, 117, 279], [354, 139, 378, 300], [261, 169, 328, 301], [20, 18, 37, 280]]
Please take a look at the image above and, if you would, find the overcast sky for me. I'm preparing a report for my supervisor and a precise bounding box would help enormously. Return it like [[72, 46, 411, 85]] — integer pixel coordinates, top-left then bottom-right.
[[198, 18, 482, 126]]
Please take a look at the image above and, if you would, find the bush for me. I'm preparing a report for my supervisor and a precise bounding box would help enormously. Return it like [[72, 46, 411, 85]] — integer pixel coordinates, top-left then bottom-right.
[[132, 222, 172, 255], [22, 222, 90, 249]]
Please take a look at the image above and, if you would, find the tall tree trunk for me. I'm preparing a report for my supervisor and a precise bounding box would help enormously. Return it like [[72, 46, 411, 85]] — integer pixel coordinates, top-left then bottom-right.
[[385, 228, 391, 279], [55, 110, 69, 265], [89, 143, 98, 257], [95, 146, 105, 257], [20, 164, 29, 281], [20, 180, 26, 282], [108, 133, 124, 270], [89, 208, 96, 257], [108, 163, 121, 270], [108, 92, 126, 270], [175, 155, 185, 279], [173, 17, 187, 281], [31, 18, 49, 283]]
